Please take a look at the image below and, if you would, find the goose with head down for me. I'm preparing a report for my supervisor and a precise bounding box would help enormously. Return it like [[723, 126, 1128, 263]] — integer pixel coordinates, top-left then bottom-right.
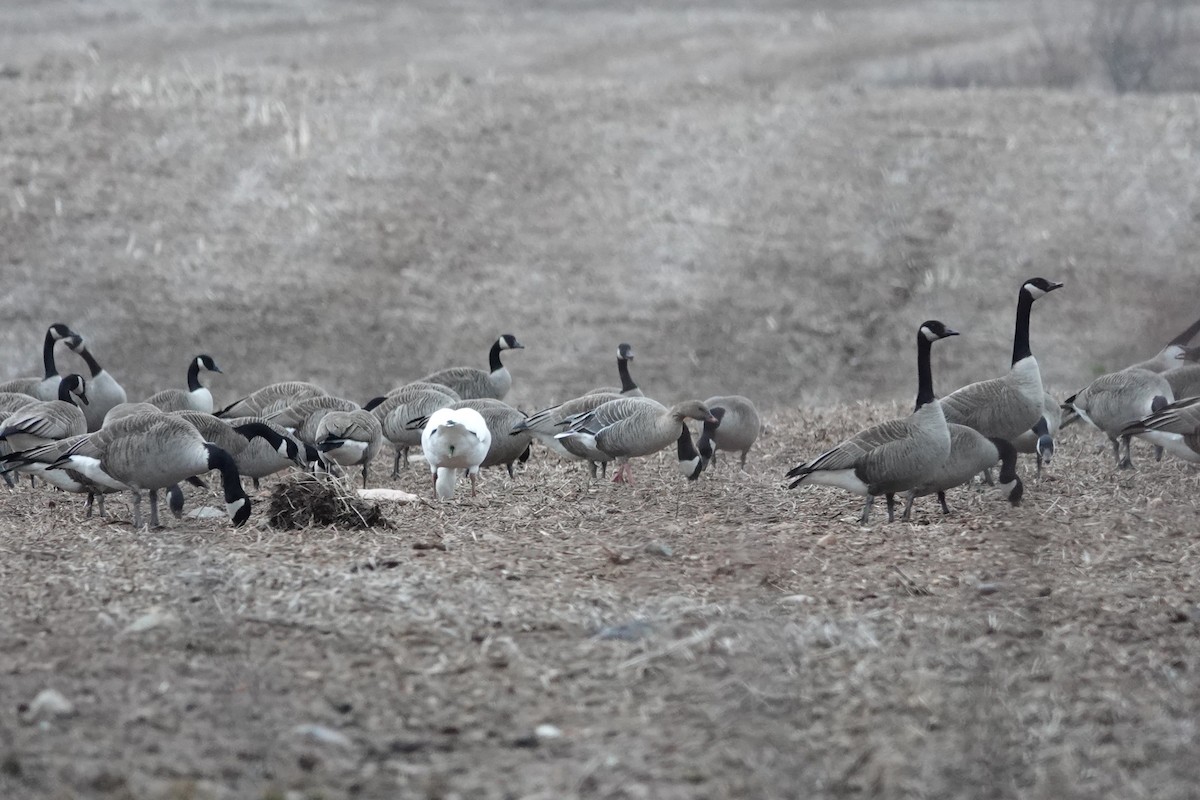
[[421, 406, 492, 499]]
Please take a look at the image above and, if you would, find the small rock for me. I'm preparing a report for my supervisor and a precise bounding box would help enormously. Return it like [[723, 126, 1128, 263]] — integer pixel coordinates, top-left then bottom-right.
[[185, 506, 226, 519], [643, 541, 673, 558], [292, 724, 354, 749], [535, 724, 562, 740], [23, 689, 74, 721], [358, 488, 420, 503], [977, 583, 1000, 596], [122, 607, 178, 634]]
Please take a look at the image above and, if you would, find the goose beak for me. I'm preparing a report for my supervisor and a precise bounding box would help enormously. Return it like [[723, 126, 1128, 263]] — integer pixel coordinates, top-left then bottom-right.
[[706, 415, 718, 424], [1049, 281, 1064, 291], [944, 328, 960, 337]]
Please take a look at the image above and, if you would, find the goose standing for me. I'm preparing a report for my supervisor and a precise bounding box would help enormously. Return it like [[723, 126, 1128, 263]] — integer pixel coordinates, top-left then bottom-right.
[[512, 391, 621, 476], [0, 323, 82, 399], [146, 355, 222, 413], [786, 321, 958, 524], [940, 278, 1062, 447], [900, 427, 1024, 520], [1061, 368, 1172, 468], [696, 395, 761, 471], [421, 334, 524, 400], [421, 406, 492, 499], [65, 335, 127, 431], [556, 397, 716, 484], [411, 399, 532, 478], [0, 374, 89, 453], [367, 382, 460, 475], [315, 409, 383, 488], [216, 381, 327, 418], [1121, 396, 1200, 463], [586, 343, 643, 397], [3, 412, 251, 529]]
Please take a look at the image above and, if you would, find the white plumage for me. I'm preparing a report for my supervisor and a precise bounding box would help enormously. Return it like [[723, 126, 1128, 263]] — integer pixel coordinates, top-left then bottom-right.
[[421, 406, 492, 499]]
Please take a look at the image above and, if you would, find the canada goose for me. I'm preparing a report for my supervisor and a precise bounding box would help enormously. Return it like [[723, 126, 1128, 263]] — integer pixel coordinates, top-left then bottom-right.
[[266, 395, 359, 444], [145, 355, 222, 413], [1127, 313, 1200, 373], [1012, 391, 1061, 478], [1118, 396, 1200, 463], [421, 334, 524, 400], [367, 383, 459, 475], [221, 415, 312, 488], [678, 424, 703, 481], [59, 336, 127, 431], [900, 427, 1024, 520], [3, 412, 251, 529], [0, 323, 82, 399], [940, 278, 1062, 444], [103, 402, 164, 426], [512, 391, 621, 475], [315, 409, 383, 488], [411, 399, 532, 478], [556, 397, 717, 484], [421, 406, 492, 499], [786, 321, 958, 523], [696, 395, 761, 470], [586, 343, 643, 397], [1062, 368, 1173, 468], [0, 374, 89, 453], [215, 381, 327, 418]]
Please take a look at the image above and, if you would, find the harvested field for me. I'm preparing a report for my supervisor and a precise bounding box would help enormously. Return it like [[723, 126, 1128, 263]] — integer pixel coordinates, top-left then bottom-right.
[[3, 1, 1200, 798]]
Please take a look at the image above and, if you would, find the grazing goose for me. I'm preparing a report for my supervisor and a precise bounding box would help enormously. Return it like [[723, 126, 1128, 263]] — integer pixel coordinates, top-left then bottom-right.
[[0, 374, 89, 453], [421, 334, 524, 400], [900, 427, 1024, 521], [696, 395, 761, 471], [0, 323, 82, 399], [266, 395, 359, 443], [1062, 368, 1172, 468], [368, 383, 460, 475], [586, 343, 643, 397], [222, 415, 313, 488], [315, 409, 383, 488], [146, 355, 222, 413], [421, 406, 492, 499], [786, 321, 958, 523], [1120, 396, 1200, 464], [556, 397, 717, 484], [1012, 390, 1061, 478], [512, 391, 621, 475], [1127, 313, 1200, 373], [104, 402, 165, 426], [215, 381, 327, 418], [411, 399, 532, 478], [66, 336, 127, 431], [940, 278, 1062, 446], [678, 424, 703, 481], [3, 412, 251, 529]]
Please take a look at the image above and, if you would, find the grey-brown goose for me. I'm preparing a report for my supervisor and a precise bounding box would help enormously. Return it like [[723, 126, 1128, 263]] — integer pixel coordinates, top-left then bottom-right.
[[556, 397, 716, 484], [103, 402, 164, 426], [2, 412, 251, 529], [66, 336, 127, 431], [940, 278, 1062, 444], [0, 323, 82, 399], [1012, 390, 1061, 478], [411, 399, 533, 478], [512, 391, 621, 475], [1120, 396, 1200, 464], [420, 334, 524, 400], [215, 381, 327, 418], [222, 415, 313, 488], [0, 374, 89, 453], [1062, 368, 1173, 468], [266, 395, 359, 445], [146, 355, 222, 413], [367, 383, 460, 475], [786, 321, 958, 523], [900, 426, 1024, 520], [315, 409, 383, 488], [585, 343, 643, 397], [697, 395, 761, 471]]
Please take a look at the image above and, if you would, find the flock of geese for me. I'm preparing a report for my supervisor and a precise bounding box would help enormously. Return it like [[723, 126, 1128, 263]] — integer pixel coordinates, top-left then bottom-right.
[[2, 280, 1199, 529]]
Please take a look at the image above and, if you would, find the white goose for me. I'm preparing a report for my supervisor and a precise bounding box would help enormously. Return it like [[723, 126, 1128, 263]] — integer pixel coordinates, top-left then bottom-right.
[[421, 407, 492, 499]]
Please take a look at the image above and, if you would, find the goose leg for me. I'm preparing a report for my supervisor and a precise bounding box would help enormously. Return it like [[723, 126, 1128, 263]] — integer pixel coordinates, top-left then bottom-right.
[[85, 492, 95, 518], [131, 491, 144, 530], [149, 489, 162, 529], [1108, 436, 1123, 467], [96, 494, 106, 518], [392, 449, 402, 478], [885, 493, 897, 522], [430, 473, 438, 499], [361, 462, 369, 489], [506, 462, 515, 479], [1118, 435, 1134, 469], [900, 491, 916, 522], [739, 451, 749, 471], [937, 491, 951, 515], [600, 461, 608, 479], [1154, 445, 1164, 462], [469, 472, 479, 497], [1035, 454, 1043, 480], [253, 477, 261, 491], [858, 495, 875, 524], [588, 461, 598, 479], [981, 468, 994, 486]]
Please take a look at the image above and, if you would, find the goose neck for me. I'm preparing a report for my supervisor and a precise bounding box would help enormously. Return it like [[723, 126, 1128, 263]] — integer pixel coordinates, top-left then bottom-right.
[[489, 341, 505, 373], [1012, 290, 1035, 365], [43, 330, 64, 379], [617, 358, 638, 393], [1169, 314, 1200, 347], [205, 443, 249, 504], [915, 333, 936, 409], [186, 359, 203, 391]]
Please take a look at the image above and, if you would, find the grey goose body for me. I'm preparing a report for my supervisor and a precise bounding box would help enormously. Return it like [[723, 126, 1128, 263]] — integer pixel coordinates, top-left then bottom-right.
[[421, 334, 524, 400], [1120, 396, 1200, 464], [901, 425, 1023, 520], [1062, 367, 1173, 468], [411, 398, 532, 478], [0, 374, 89, 453], [315, 409, 383, 488], [697, 395, 761, 470], [368, 383, 460, 475], [146, 355, 222, 413], [216, 381, 327, 418]]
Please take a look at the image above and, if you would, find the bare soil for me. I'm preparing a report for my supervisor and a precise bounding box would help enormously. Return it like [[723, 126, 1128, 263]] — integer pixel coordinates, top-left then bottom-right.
[[2, 2, 1200, 798]]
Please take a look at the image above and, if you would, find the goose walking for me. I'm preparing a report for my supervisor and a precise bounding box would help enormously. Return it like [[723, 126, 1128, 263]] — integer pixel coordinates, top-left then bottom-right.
[[512, 391, 621, 476], [146, 355, 223, 413], [421, 406, 492, 499], [556, 397, 716, 484], [900, 427, 1024, 520], [420, 334, 524, 400], [786, 321, 958, 523]]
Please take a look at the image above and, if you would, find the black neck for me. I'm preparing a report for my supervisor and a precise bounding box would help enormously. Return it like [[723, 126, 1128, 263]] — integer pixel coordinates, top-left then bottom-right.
[[1012, 289, 1034, 365], [57, 378, 75, 402], [363, 396, 387, 412], [488, 341, 504, 372], [233, 422, 284, 449], [75, 346, 104, 378], [677, 424, 698, 460], [1168, 314, 1200, 347], [42, 330, 62, 379], [617, 358, 637, 392], [696, 426, 714, 459], [992, 438, 1019, 483], [186, 360, 203, 391], [915, 333, 936, 410], [205, 444, 248, 504]]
